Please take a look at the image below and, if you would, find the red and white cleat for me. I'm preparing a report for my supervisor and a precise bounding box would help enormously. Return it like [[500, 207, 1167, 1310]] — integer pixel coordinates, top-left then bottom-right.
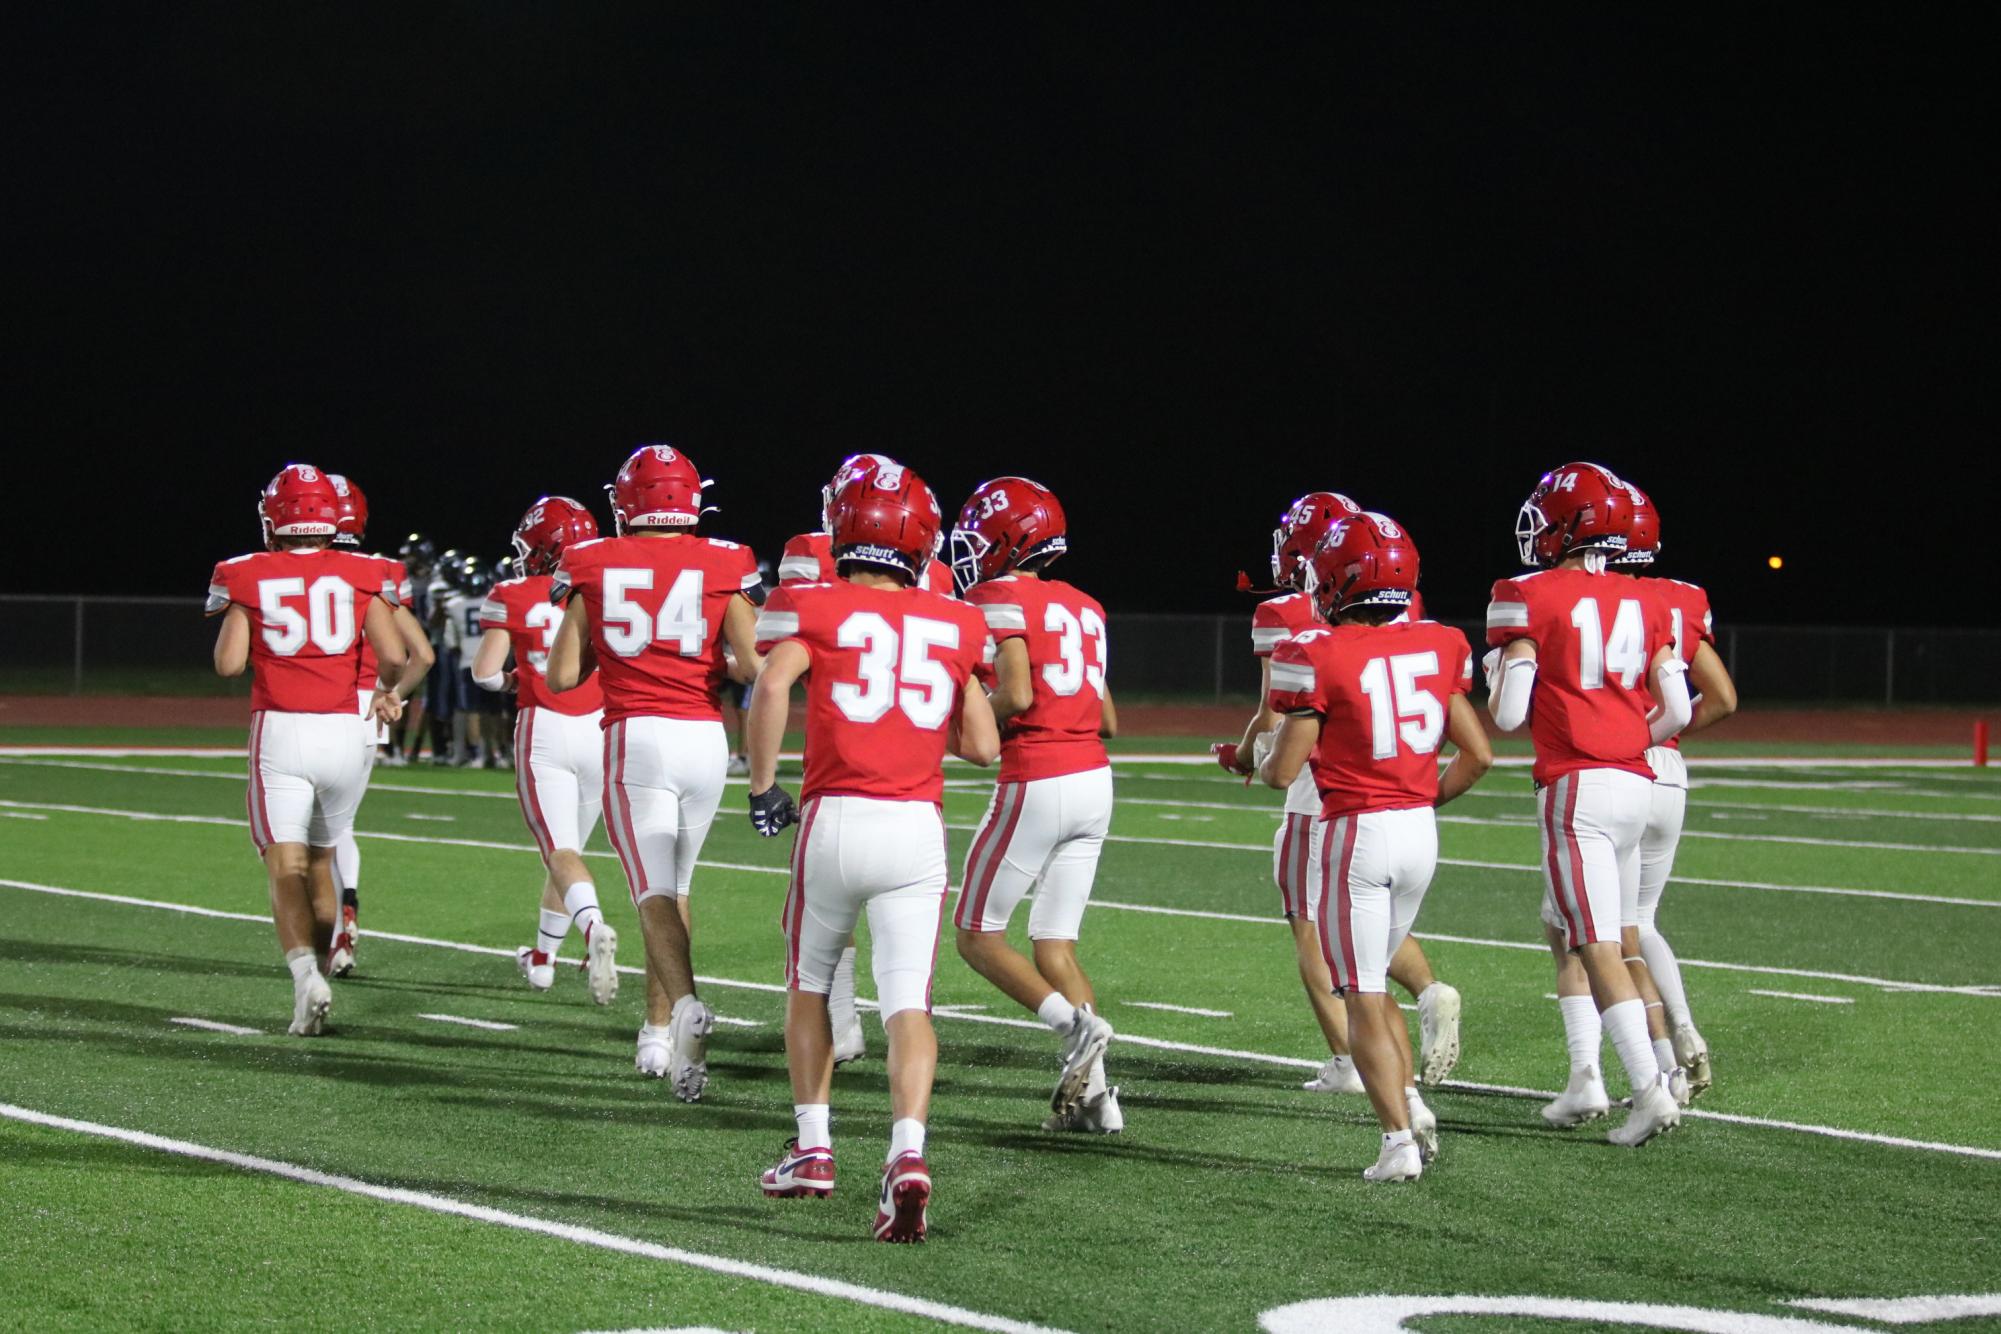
[[872, 1152, 931, 1244], [516, 946, 555, 991], [761, 1139, 836, 1199], [329, 907, 359, 979]]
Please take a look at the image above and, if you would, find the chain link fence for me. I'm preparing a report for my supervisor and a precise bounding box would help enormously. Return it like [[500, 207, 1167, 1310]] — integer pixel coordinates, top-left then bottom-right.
[[1, 596, 1994, 705]]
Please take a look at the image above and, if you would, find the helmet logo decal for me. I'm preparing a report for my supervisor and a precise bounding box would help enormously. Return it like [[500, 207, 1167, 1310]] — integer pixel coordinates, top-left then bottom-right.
[[874, 463, 906, 489], [295, 466, 319, 482], [651, 446, 678, 465]]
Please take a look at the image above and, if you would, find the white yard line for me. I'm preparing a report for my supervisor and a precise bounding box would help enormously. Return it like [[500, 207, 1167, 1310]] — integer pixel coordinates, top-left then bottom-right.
[[169, 1017, 261, 1036], [1123, 1001, 1233, 1018], [0, 1103, 1069, 1334], [5, 877, 2000, 1163], [417, 1013, 519, 1031], [1747, 990, 1856, 1006]]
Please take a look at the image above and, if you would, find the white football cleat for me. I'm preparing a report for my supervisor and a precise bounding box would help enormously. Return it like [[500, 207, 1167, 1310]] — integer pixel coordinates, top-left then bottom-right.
[[289, 974, 332, 1037], [1044, 1085, 1124, 1134], [1405, 1089, 1439, 1161], [515, 947, 554, 992], [1668, 1064, 1691, 1108], [1672, 1022, 1711, 1099], [635, 1024, 671, 1078], [1416, 982, 1462, 1086], [1363, 1137, 1423, 1183], [832, 1011, 867, 1067], [667, 994, 715, 1102], [583, 922, 619, 1006], [1541, 1066, 1611, 1128], [1608, 1074, 1682, 1147], [1051, 1004, 1113, 1114], [1302, 1054, 1366, 1094]]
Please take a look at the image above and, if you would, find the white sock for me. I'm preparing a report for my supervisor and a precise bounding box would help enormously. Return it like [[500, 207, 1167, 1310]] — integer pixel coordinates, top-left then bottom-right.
[[334, 834, 360, 898], [1603, 998, 1662, 1092], [888, 1117, 926, 1162], [564, 883, 602, 936], [285, 947, 318, 984], [1558, 994, 1602, 1074], [1332, 1053, 1356, 1071], [1653, 1036, 1678, 1075], [1639, 925, 1694, 1029], [830, 947, 859, 1030], [537, 908, 571, 956], [795, 1103, 831, 1150], [1037, 992, 1078, 1034], [1383, 1128, 1414, 1148]]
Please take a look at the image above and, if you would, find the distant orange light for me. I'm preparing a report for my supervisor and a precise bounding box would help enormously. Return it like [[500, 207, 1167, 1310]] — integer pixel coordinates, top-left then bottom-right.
[[1767, 555, 1785, 570]]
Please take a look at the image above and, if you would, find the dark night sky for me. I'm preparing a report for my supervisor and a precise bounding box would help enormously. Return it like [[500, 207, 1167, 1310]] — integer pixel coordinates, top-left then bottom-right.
[[4, 5, 1993, 624]]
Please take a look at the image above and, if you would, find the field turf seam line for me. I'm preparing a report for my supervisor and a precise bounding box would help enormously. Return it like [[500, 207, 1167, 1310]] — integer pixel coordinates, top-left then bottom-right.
[[7, 877, 2001, 1162], [0, 1103, 1072, 1334]]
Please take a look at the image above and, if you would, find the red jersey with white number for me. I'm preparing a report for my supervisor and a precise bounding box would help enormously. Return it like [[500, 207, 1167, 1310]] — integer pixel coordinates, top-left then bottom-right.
[[1487, 568, 1671, 786], [1268, 619, 1472, 819], [755, 580, 989, 803], [206, 548, 392, 714], [479, 575, 604, 716], [355, 555, 411, 693], [964, 576, 1109, 782], [1637, 576, 1714, 751], [554, 535, 761, 725], [1251, 592, 1318, 658], [779, 531, 954, 596]]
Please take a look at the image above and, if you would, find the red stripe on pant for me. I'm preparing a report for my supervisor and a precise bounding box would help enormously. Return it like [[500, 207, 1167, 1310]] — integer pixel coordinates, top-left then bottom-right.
[[246, 712, 271, 853], [1561, 775, 1595, 944], [515, 709, 555, 861], [924, 804, 948, 1011], [1280, 813, 1311, 917], [955, 783, 1023, 930], [1542, 778, 1581, 948], [782, 797, 821, 990], [1317, 817, 1360, 991], [604, 722, 647, 906]]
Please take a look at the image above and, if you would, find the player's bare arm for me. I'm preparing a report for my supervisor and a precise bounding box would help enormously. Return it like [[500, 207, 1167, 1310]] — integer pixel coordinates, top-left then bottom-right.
[[1258, 711, 1319, 790], [1221, 659, 1281, 774], [364, 596, 419, 725], [952, 676, 1001, 767], [1683, 639, 1738, 735], [1435, 695, 1494, 807], [391, 604, 436, 682], [546, 597, 591, 693], [213, 604, 250, 677], [988, 637, 1035, 725], [746, 639, 808, 796], [470, 626, 514, 694], [1099, 686, 1118, 739], [721, 593, 763, 685]]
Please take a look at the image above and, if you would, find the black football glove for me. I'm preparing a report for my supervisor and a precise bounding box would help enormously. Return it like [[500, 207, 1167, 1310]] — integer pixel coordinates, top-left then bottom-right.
[[748, 783, 799, 837]]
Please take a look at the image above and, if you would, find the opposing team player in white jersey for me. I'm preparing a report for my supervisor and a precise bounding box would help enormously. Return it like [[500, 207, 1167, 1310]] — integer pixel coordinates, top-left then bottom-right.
[[207, 465, 425, 1034], [749, 460, 998, 1243], [1486, 462, 1692, 1146], [1609, 479, 1737, 1098], [777, 454, 957, 1068], [1214, 493, 1462, 1094], [471, 496, 620, 1010], [548, 444, 765, 1101], [949, 477, 1122, 1131], [325, 474, 433, 978], [1262, 513, 1491, 1181]]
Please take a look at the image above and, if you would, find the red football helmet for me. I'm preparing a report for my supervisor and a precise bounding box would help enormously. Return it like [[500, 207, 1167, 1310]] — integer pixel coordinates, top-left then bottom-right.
[[259, 464, 341, 546], [512, 496, 600, 575], [608, 444, 705, 533], [328, 474, 368, 548], [1272, 492, 1363, 589], [1309, 512, 1420, 618], [1611, 478, 1659, 567], [1515, 462, 1632, 567], [829, 459, 942, 583], [820, 454, 899, 533], [949, 477, 1068, 592]]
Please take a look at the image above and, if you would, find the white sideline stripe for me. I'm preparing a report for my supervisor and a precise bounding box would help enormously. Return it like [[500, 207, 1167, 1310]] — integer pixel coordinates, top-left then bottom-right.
[[1123, 1001, 1233, 1018], [5, 880, 2000, 1162], [1123, 786, 2001, 826], [404, 814, 456, 823], [1785, 1295, 2001, 1324], [0, 811, 48, 820], [1747, 989, 1856, 1005], [417, 1013, 518, 1031], [0, 747, 245, 757], [1433, 812, 2001, 857], [0, 1103, 1068, 1334], [1095, 754, 1985, 770], [170, 1017, 260, 1036], [711, 1015, 762, 1028]]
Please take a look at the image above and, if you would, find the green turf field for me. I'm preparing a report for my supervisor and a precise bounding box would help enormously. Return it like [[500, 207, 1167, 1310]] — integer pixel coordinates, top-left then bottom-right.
[[1, 747, 1997, 1332]]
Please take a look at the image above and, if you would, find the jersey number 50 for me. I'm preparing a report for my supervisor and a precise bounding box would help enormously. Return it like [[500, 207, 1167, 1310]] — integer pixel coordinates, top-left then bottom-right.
[[257, 577, 357, 656], [833, 612, 960, 729]]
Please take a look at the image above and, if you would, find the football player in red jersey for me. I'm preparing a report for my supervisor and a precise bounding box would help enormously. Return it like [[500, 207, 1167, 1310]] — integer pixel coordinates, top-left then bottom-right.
[[747, 461, 999, 1243], [1215, 493, 1463, 1094], [546, 445, 766, 1102], [1609, 479, 1738, 1099], [1261, 513, 1491, 1181], [1486, 462, 1693, 1146], [208, 465, 426, 1034], [471, 496, 623, 1013], [775, 454, 956, 1070], [324, 474, 435, 978], [949, 477, 1123, 1131]]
